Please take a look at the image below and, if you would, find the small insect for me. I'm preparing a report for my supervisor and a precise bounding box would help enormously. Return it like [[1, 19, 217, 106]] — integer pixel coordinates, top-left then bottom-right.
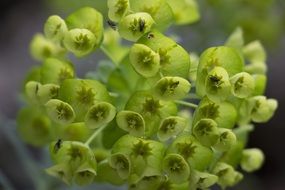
[[53, 139, 62, 154], [139, 19, 145, 32], [147, 33, 154, 39], [107, 19, 117, 31]]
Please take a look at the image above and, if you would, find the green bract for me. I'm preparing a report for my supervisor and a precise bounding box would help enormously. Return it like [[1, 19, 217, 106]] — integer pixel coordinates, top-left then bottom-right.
[[118, 12, 155, 41], [205, 66, 231, 102], [108, 0, 130, 22], [153, 76, 191, 101], [45, 99, 75, 125], [129, 43, 160, 77], [19, 2, 278, 189], [230, 72, 255, 98], [44, 15, 68, 42], [196, 46, 244, 97], [65, 7, 103, 49], [63, 28, 96, 57], [116, 110, 145, 137], [85, 102, 116, 129]]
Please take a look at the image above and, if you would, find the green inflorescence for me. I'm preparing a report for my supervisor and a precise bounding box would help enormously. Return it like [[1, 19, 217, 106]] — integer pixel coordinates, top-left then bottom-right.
[[17, 0, 278, 189]]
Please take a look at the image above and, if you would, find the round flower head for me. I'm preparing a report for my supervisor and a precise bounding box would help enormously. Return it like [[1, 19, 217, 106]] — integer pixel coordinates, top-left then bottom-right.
[[241, 148, 264, 172], [214, 128, 237, 152], [108, 0, 130, 22]]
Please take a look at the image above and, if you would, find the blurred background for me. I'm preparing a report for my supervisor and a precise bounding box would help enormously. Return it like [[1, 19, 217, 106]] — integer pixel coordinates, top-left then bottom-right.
[[0, 0, 284, 189]]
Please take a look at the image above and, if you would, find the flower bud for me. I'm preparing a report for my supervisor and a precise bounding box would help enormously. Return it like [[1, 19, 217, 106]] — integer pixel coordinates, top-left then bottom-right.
[[25, 81, 41, 103], [62, 122, 90, 142], [212, 162, 243, 188], [241, 148, 264, 172], [45, 163, 73, 185], [249, 96, 278, 123]]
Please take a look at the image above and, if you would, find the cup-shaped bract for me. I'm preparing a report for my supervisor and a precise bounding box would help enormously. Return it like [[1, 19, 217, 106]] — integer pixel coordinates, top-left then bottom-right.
[[190, 170, 218, 189], [230, 72, 255, 98], [162, 153, 190, 184], [248, 96, 278, 123], [138, 31, 191, 78], [96, 161, 125, 185], [65, 7, 103, 50], [62, 122, 90, 142], [193, 97, 237, 129], [196, 46, 244, 97], [50, 141, 96, 171], [58, 79, 111, 121], [212, 162, 243, 188], [85, 102, 116, 129], [44, 15, 68, 43], [25, 81, 41, 103], [241, 148, 264, 172], [45, 163, 73, 185], [205, 66, 231, 102], [45, 99, 75, 125], [243, 41, 266, 63], [167, 135, 213, 171], [214, 128, 237, 152], [153, 76, 191, 101], [193, 118, 219, 147], [157, 116, 187, 141], [118, 12, 154, 41], [125, 91, 177, 136], [40, 58, 74, 85], [74, 162, 97, 186], [109, 153, 131, 179], [116, 110, 145, 137], [30, 34, 65, 61], [17, 107, 52, 146], [63, 28, 96, 57], [166, 0, 200, 25], [38, 83, 60, 104], [130, 0, 174, 30], [129, 43, 160, 77], [108, 0, 130, 22]]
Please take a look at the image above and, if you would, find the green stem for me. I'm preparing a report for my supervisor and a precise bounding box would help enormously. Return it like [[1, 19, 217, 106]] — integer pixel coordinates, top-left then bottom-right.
[[109, 92, 119, 98], [84, 125, 107, 146], [185, 93, 200, 100], [174, 100, 198, 109], [100, 45, 118, 66]]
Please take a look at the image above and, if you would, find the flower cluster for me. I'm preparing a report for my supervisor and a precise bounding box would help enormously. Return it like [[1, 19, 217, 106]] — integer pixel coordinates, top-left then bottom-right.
[[17, 0, 277, 189]]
